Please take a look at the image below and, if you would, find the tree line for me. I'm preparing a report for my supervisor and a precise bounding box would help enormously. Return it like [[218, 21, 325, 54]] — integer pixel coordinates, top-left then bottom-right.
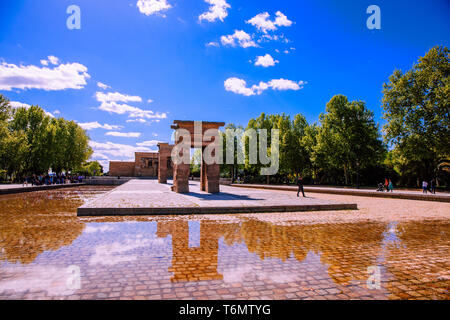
[[219, 46, 449, 187], [0, 95, 99, 181]]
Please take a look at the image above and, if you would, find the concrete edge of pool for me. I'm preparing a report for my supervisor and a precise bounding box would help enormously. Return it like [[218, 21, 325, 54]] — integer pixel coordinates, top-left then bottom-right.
[[77, 203, 358, 216]]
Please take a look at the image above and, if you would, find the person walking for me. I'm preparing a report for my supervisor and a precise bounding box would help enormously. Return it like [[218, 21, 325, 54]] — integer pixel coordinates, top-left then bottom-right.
[[430, 178, 436, 194], [297, 175, 306, 198], [384, 178, 389, 192], [422, 180, 428, 194], [388, 179, 394, 192]]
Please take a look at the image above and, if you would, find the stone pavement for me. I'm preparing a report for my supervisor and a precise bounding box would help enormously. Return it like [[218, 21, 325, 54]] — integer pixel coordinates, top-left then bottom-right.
[[77, 180, 357, 216], [231, 184, 450, 203]]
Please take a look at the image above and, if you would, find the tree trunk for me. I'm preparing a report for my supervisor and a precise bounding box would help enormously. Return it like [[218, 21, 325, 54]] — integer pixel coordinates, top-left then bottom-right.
[[343, 165, 348, 185]]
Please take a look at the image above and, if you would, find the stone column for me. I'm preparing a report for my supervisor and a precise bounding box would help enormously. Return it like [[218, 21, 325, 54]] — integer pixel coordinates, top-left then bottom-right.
[[173, 162, 190, 193], [205, 163, 220, 193], [158, 144, 168, 183]]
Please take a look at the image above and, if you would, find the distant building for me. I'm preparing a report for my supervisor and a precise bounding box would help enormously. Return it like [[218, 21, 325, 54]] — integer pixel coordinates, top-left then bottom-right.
[[109, 152, 172, 178]]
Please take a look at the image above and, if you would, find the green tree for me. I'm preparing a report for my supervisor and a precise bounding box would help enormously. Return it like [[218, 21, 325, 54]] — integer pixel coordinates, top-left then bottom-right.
[[0, 95, 28, 179], [76, 161, 103, 176], [382, 45, 449, 184], [317, 95, 385, 185], [190, 148, 202, 177], [221, 123, 245, 182]]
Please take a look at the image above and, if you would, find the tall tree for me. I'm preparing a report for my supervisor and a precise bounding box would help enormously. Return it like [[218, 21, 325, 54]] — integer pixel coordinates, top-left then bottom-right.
[[382, 45, 449, 183], [317, 95, 385, 185]]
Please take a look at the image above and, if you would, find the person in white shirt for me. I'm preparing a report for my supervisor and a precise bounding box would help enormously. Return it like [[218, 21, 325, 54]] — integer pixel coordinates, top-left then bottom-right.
[[422, 180, 428, 194]]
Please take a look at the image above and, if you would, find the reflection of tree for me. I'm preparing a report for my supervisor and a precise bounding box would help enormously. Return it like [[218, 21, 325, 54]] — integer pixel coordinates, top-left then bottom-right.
[[233, 220, 385, 285], [158, 217, 385, 286], [0, 190, 85, 264]]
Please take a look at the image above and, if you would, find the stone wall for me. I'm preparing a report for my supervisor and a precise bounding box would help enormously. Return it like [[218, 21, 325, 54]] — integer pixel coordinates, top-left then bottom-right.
[[135, 152, 159, 177], [109, 162, 135, 177]]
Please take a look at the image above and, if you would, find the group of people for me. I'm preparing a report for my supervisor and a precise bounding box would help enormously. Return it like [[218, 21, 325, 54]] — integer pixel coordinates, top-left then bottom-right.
[[378, 178, 394, 192], [22, 173, 84, 186], [377, 178, 394, 192], [422, 179, 436, 194]]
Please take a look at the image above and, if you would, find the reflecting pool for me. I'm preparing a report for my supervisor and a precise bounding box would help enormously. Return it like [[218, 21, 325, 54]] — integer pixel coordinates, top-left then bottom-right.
[[0, 186, 448, 300]]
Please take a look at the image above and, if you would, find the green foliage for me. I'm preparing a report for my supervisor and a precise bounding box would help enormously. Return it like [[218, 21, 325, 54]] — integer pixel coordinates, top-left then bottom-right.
[[76, 161, 103, 176], [316, 95, 385, 185], [243, 112, 312, 184], [0, 94, 93, 180], [382, 45, 449, 185], [241, 96, 385, 186], [190, 148, 202, 177]]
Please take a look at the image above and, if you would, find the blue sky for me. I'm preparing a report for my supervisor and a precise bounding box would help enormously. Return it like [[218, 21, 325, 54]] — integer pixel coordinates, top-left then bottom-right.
[[0, 0, 448, 170]]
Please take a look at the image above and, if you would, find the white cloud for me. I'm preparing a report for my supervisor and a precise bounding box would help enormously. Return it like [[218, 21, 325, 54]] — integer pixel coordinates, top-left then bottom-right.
[[136, 140, 160, 147], [255, 54, 279, 67], [220, 30, 258, 48], [0, 57, 90, 91], [147, 98, 154, 103], [126, 118, 147, 123], [268, 78, 305, 91], [9, 101, 55, 118], [89, 141, 156, 159], [274, 11, 292, 27], [40, 59, 49, 66], [95, 91, 142, 103], [199, 0, 231, 22], [247, 11, 293, 33], [78, 121, 123, 131], [224, 77, 306, 96], [47, 56, 60, 65], [224, 78, 256, 96], [206, 41, 220, 47], [106, 131, 141, 138], [99, 101, 167, 120], [97, 82, 111, 90], [137, 0, 172, 16], [96, 91, 167, 120]]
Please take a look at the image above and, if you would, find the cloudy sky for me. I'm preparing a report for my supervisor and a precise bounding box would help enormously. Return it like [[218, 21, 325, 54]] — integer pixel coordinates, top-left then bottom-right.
[[0, 0, 448, 171]]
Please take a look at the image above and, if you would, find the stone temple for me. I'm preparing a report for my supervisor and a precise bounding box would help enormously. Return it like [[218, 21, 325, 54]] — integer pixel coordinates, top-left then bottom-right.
[[109, 151, 173, 178], [108, 120, 224, 194]]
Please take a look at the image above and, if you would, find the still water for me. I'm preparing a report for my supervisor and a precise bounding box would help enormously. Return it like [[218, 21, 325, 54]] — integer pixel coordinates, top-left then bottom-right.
[[0, 186, 448, 300]]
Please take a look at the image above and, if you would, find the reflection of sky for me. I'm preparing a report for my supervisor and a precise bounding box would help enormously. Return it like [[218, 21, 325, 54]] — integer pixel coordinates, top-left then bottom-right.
[[188, 221, 200, 248], [0, 221, 174, 297], [217, 237, 331, 284]]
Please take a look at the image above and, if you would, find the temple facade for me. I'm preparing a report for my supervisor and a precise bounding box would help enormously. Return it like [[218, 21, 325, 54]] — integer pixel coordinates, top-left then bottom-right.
[[109, 152, 173, 178]]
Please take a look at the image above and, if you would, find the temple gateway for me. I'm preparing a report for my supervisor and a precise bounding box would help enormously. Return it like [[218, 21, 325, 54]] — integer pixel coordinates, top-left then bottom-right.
[[108, 120, 224, 194]]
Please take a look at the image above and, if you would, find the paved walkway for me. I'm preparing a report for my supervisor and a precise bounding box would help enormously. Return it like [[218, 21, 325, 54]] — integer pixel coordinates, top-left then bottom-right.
[[230, 184, 450, 203], [77, 180, 357, 216], [0, 183, 85, 195]]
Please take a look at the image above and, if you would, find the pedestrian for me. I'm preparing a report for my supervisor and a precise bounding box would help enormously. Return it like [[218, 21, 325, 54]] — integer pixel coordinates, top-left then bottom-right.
[[430, 178, 436, 194], [388, 179, 394, 192], [297, 175, 305, 198], [422, 180, 428, 194], [384, 178, 389, 192]]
